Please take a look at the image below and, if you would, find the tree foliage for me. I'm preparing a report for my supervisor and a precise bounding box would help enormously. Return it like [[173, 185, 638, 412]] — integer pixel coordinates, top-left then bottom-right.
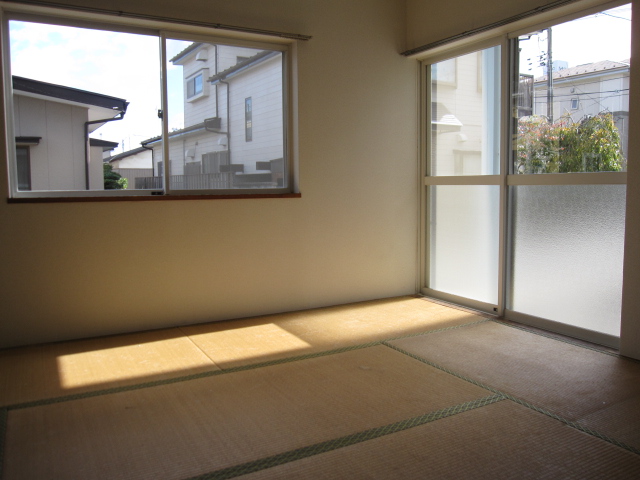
[[103, 163, 128, 189], [515, 112, 624, 174]]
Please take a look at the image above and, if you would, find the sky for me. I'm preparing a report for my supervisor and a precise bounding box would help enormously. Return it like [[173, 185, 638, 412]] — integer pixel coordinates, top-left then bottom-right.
[[518, 4, 632, 77], [9, 21, 191, 154]]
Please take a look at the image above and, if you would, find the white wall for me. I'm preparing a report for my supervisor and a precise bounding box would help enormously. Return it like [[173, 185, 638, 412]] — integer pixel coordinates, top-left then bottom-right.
[[0, 0, 417, 348], [13, 94, 93, 191], [218, 45, 263, 72], [112, 150, 152, 169], [178, 44, 216, 128]]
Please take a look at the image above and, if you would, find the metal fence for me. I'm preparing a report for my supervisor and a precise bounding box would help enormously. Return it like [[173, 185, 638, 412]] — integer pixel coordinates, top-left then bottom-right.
[[134, 173, 232, 190], [114, 168, 153, 188]]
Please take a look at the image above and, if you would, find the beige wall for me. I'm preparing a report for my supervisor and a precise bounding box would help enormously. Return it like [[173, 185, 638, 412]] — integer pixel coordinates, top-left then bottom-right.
[[0, 0, 418, 347], [405, 0, 553, 52], [3, 0, 638, 359]]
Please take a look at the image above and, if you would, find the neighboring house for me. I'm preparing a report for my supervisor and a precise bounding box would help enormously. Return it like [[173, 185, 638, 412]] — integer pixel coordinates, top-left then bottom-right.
[[140, 43, 284, 189], [532, 59, 630, 155], [91, 139, 120, 160], [105, 146, 153, 188], [431, 49, 500, 176], [12, 76, 127, 191]]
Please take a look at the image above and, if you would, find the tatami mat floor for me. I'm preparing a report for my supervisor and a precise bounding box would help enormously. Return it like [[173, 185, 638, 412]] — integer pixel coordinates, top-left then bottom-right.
[[1, 296, 640, 479]]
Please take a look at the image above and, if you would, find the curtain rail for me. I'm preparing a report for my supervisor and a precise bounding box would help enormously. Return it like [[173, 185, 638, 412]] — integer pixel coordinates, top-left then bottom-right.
[[3, 0, 312, 40], [402, 0, 581, 56]]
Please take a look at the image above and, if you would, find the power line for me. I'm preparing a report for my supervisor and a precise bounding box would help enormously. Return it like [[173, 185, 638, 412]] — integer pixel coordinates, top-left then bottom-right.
[[525, 77, 630, 91], [533, 92, 628, 103], [598, 12, 632, 21], [531, 88, 629, 98]]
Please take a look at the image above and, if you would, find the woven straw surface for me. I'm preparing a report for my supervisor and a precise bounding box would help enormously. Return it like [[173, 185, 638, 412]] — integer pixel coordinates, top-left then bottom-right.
[[238, 401, 640, 480], [3, 345, 489, 480]]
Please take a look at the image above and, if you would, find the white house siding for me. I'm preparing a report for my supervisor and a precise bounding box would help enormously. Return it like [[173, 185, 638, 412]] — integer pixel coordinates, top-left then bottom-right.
[[111, 149, 153, 188], [218, 45, 263, 72], [227, 55, 284, 174], [432, 51, 488, 176], [535, 71, 630, 120], [13, 94, 101, 190], [152, 47, 283, 179], [151, 130, 225, 176], [111, 149, 152, 169], [89, 145, 105, 188], [178, 44, 263, 130], [183, 83, 214, 125], [177, 44, 216, 130]]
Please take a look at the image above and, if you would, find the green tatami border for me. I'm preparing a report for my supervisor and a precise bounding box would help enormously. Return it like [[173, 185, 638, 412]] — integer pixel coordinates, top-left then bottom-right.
[[186, 394, 506, 480]]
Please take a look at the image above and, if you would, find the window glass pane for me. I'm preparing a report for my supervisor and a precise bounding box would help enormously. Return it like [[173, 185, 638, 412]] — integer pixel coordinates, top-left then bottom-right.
[[9, 20, 161, 191], [164, 39, 284, 190], [194, 74, 203, 96], [513, 4, 631, 173], [429, 185, 500, 304], [245, 97, 253, 142], [430, 46, 501, 176], [508, 185, 626, 336], [16, 145, 31, 190]]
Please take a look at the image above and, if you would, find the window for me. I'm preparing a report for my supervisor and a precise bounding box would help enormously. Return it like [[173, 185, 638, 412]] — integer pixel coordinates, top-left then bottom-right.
[[2, 5, 293, 198], [15, 145, 31, 191], [186, 72, 204, 99], [423, 2, 631, 346], [513, 10, 630, 175], [245, 97, 253, 142]]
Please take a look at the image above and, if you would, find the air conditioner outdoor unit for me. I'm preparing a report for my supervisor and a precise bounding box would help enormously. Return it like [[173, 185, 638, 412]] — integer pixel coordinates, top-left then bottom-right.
[[204, 117, 222, 131]]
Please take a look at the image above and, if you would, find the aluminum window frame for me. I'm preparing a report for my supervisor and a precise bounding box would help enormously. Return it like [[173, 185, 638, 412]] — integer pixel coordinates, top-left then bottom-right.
[[418, 0, 630, 347], [420, 37, 508, 316], [1, 2, 297, 199]]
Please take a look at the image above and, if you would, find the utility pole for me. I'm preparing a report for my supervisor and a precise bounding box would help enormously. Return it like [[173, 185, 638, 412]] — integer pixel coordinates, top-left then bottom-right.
[[546, 27, 554, 122]]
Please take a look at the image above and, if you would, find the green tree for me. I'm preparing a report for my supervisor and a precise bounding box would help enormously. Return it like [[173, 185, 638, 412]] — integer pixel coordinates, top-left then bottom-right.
[[103, 163, 128, 189], [516, 112, 624, 174]]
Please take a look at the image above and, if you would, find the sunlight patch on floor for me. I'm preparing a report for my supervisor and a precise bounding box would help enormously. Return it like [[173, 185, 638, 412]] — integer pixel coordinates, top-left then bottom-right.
[[55, 336, 216, 389]]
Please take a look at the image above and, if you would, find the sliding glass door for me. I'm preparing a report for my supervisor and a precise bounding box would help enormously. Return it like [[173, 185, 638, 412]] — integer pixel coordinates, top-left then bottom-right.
[[425, 45, 503, 312], [506, 5, 630, 344], [423, 3, 631, 347]]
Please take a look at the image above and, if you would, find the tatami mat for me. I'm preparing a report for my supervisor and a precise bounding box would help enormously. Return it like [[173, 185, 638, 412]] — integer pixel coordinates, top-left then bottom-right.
[[237, 400, 640, 480], [576, 396, 640, 451], [181, 296, 485, 368], [2, 298, 640, 480], [388, 321, 640, 426], [0, 328, 219, 407], [2, 345, 490, 480]]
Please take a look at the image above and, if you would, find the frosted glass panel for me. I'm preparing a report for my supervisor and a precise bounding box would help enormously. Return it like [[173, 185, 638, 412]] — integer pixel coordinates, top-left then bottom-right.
[[429, 185, 499, 304], [509, 185, 626, 336]]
